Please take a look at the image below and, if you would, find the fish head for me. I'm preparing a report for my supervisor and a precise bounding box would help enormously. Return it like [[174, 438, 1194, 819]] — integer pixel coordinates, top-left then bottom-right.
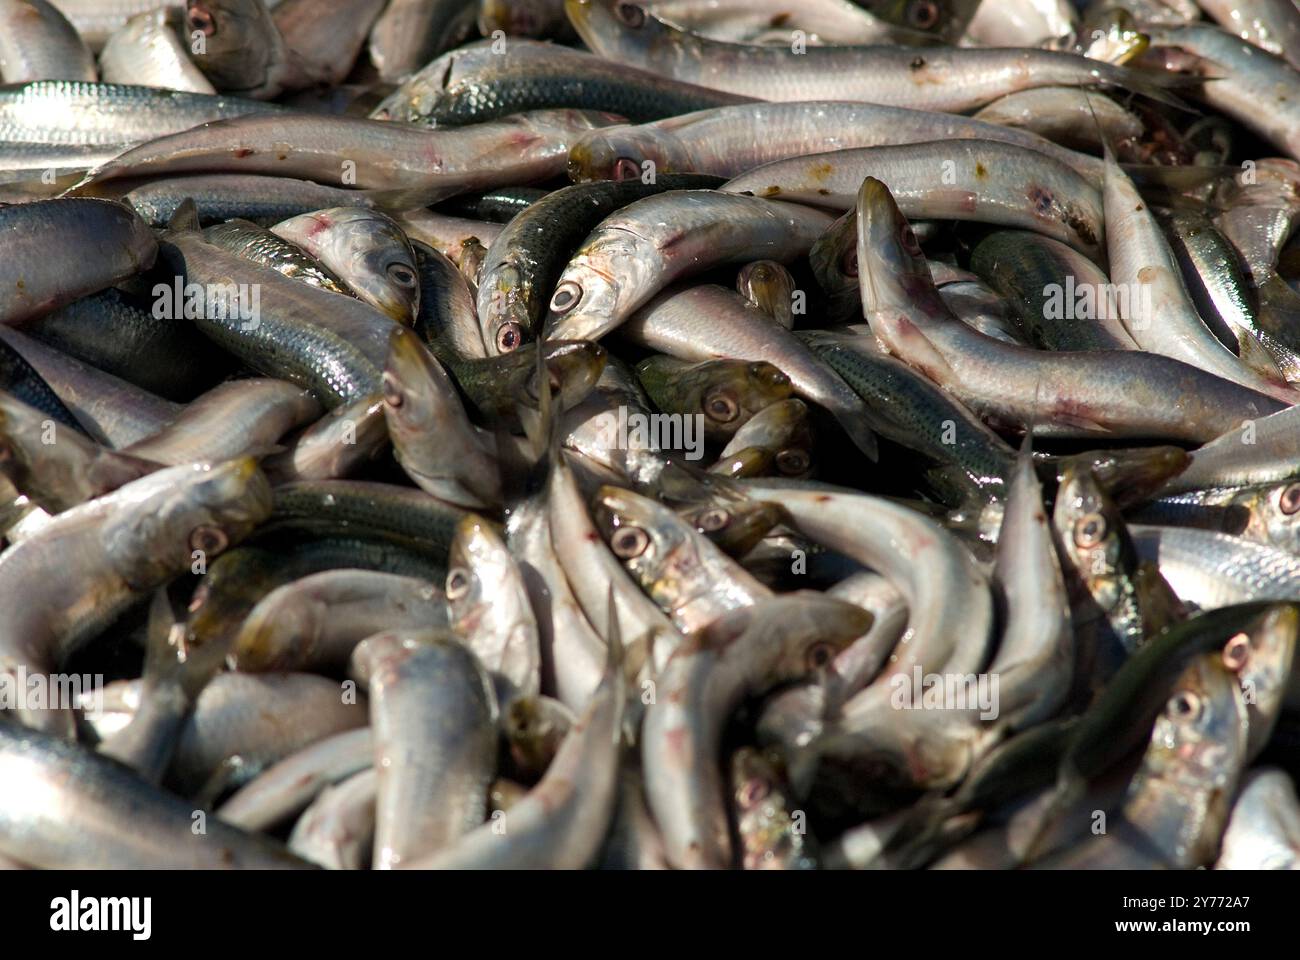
[[326, 209, 421, 324], [481, 261, 530, 355], [526, 340, 609, 411], [543, 237, 634, 340], [855, 176, 944, 321], [809, 209, 857, 291], [479, 0, 552, 36], [1253, 480, 1300, 554], [567, 127, 692, 183], [382, 327, 450, 439], [446, 514, 509, 637], [592, 484, 696, 607], [229, 589, 324, 673], [737, 260, 796, 313], [1223, 604, 1299, 758], [101, 458, 272, 590], [1142, 651, 1250, 840], [1052, 463, 1131, 595], [867, 0, 980, 41], [186, 0, 278, 92], [566, 1, 664, 58], [678, 498, 786, 558], [690, 360, 792, 439]]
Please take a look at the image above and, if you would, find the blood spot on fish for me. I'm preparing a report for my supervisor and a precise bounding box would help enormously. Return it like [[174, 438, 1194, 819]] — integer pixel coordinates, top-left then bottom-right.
[[975, 163, 988, 179], [910, 57, 926, 70], [815, 494, 832, 503], [817, 189, 830, 196], [810, 162, 833, 181], [1134, 203, 1144, 212], [1137, 266, 1157, 283], [770, 13, 791, 27], [1026, 185, 1054, 217], [763, 186, 782, 196]]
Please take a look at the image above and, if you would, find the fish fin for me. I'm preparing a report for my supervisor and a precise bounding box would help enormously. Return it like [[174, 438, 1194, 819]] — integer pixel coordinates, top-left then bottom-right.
[[1104, 62, 1200, 113], [167, 197, 202, 234], [832, 408, 880, 463], [362, 184, 457, 213], [1236, 328, 1288, 382], [1083, 91, 1116, 166]]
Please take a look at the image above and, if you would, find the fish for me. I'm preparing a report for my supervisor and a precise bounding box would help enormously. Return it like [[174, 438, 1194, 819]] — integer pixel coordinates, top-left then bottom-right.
[[0, 0, 96, 84]]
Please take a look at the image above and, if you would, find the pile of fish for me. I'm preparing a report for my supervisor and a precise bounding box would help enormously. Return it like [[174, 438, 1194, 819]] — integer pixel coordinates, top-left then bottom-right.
[[2, 0, 1300, 871]]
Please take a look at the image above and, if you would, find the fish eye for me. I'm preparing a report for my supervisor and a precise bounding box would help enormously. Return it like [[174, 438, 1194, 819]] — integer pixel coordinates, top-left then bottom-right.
[[613, 157, 642, 181], [1280, 483, 1300, 516], [187, 4, 216, 36], [387, 263, 417, 288], [1222, 632, 1251, 672], [697, 508, 730, 531], [776, 448, 811, 475], [1166, 690, 1202, 723], [188, 524, 228, 555], [610, 525, 650, 559], [1073, 511, 1107, 548], [615, 2, 646, 27], [899, 223, 922, 256], [908, 0, 940, 29], [806, 641, 837, 671], [550, 280, 582, 314], [840, 248, 859, 277], [381, 372, 404, 408], [446, 567, 472, 600], [495, 322, 522, 353], [703, 390, 740, 424]]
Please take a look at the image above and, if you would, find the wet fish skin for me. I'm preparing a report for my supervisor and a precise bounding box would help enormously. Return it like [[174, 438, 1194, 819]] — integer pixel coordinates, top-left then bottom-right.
[[853, 176, 1286, 444], [567, 0, 1187, 112], [622, 284, 882, 461], [371, 37, 752, 127], [203, 219, 353, 297], [447, 514, 542, 702], [382, 327, 501, 509], [545, 190, 833, 344], [288, 767, 376, 869], [160, 202, 394, 408], [0, 80, 283, 148], [99, 7, 216, 93], [0, 198, 156, 326], [352, 630, 498, 868], [723, 140, 1105, 258], [1215, 768, 1300, 870], [398, 627, 626, 869], [476, 174, 726, 356], [368, 0, 475, 84], [231, 570, 447, 673], [0, 723, 315, 868], [0, 0, 96, 84], [217, 728, 374, 833], [0, 390, 157, 514], [0, 458, 271, 734], [0, 325, 181, 447], [171, 670, 367, 797], [643, 592, 869, 868], [262, 393, 389, 484], [73, 109, 618, 197]]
